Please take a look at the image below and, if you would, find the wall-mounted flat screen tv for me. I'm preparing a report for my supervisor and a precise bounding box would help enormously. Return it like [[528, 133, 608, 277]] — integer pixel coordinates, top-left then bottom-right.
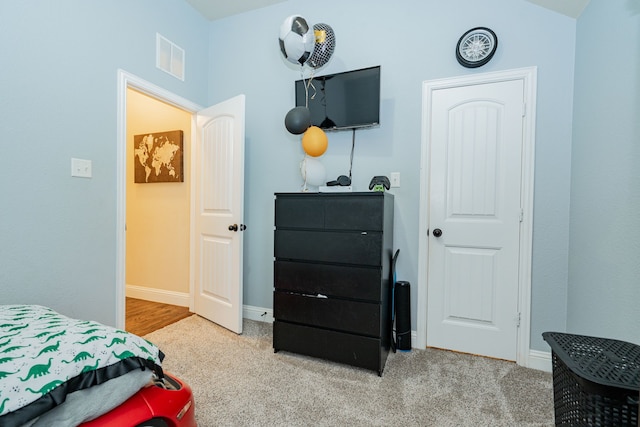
[[295, 65, 381, 131]]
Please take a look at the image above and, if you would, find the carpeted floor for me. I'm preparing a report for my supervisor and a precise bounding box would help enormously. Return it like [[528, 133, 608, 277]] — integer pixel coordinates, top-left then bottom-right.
[[144, 315, 555, 426]]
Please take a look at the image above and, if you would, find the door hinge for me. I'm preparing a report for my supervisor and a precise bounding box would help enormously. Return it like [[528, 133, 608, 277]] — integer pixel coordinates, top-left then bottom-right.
[[519, 209, 524, 223], [516, 312, 521, 328], [522, 102, 526, 117]]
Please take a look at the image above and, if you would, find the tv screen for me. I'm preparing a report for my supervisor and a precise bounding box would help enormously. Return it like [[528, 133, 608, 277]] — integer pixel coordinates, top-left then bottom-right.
[[295, 66, 380, 131]]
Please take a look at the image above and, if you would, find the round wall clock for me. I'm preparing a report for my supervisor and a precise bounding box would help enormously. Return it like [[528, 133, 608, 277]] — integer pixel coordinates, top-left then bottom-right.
[[456, 27, 498, 68]]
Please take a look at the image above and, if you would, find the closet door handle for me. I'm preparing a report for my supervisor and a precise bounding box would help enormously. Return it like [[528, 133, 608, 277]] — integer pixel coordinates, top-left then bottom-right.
[[432, 228, 442, 237]]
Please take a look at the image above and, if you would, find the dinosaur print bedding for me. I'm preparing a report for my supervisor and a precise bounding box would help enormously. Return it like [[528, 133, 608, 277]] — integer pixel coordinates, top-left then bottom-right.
[[0, 304, 164, 426]]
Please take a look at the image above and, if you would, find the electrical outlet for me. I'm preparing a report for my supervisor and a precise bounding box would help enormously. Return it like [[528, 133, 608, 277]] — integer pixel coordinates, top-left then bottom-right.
[[390, 172, 400, 188], [71, 158, 92, 178]]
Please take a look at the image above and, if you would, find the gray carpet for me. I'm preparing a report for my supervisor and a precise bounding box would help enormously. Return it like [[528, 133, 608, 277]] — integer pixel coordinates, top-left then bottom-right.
[[144, 315, 555, 426]]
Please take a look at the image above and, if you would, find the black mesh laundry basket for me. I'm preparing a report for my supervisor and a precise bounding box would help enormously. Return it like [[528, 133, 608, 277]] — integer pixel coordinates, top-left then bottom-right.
[[542, 332, 640, 426]]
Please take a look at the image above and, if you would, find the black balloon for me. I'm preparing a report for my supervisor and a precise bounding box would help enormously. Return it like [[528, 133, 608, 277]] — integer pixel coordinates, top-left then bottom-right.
[[284, 106, 311, 135]]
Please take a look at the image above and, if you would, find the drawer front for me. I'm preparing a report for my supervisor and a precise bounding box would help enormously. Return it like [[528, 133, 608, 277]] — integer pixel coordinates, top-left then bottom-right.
[[324, 197, 385, 230], [275, 193, 387, 231], [274, 261, 382, 301], [273, 321, 383, 373], [274, 291, 381, 337], [275, 196, 324, 229], [275, 230, 383, 266]]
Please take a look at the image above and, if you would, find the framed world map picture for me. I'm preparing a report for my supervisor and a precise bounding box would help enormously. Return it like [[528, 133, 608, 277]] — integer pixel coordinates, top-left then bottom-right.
[[134, 130, 184, 183]]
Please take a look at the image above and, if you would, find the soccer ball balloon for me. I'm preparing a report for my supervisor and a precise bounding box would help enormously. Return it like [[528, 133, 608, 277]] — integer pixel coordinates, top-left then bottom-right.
[[279, 15, 314, 66]]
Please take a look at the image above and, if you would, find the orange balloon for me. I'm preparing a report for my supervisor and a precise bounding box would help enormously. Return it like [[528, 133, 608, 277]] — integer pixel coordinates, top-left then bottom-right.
[[301, 126, 328, 157]]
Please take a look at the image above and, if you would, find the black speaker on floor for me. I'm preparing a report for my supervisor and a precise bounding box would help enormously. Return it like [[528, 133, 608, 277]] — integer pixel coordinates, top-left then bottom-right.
[[394, 281, 411, 351]]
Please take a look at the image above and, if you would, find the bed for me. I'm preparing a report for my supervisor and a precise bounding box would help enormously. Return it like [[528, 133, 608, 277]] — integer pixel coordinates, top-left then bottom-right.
[[0, 304, 168, 426]]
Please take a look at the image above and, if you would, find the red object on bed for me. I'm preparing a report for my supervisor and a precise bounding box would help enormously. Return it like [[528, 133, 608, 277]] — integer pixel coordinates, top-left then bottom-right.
[[80, 372, 196, 427]]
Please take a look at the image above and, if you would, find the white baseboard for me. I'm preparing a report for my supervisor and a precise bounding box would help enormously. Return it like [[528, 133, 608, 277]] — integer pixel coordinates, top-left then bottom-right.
[[526, 349, 552, 372], [126, 284, 189, 307], [126, 291, 272, 322], [243, 304, 273, 323]]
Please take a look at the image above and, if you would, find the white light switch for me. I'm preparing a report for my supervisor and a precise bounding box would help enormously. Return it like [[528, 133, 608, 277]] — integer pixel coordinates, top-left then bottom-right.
[[71, 158, 92, 178], [390, 172, 400, 188]]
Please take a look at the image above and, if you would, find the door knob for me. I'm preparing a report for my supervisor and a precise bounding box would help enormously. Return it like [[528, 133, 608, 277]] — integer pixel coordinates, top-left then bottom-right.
[[432, 228, 442, 237], [228, 224, 238, 232]]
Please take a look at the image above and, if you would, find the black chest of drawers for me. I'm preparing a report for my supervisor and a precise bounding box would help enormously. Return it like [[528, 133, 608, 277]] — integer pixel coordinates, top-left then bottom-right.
[[272, 192, 394, 375]]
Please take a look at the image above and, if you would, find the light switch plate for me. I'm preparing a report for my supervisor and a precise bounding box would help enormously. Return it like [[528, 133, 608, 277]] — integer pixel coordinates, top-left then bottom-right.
[[390, 172, 400, 188], [71, 158, 92, 178]]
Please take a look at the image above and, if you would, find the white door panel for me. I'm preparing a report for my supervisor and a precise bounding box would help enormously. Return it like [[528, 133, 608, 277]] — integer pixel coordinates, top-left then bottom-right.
[[444, 246, 498, 325], [200, 236, 233, 304], [194, 95, 245, 334], [427, 80, 523, 360]]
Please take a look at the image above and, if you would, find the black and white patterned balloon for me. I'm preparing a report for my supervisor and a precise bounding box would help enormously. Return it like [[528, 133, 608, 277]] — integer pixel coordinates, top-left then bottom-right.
[[308, 23, 335, 69]]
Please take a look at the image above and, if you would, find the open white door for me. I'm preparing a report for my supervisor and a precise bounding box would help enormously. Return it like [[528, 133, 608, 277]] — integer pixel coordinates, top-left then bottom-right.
[[193, 95, 245, 334]]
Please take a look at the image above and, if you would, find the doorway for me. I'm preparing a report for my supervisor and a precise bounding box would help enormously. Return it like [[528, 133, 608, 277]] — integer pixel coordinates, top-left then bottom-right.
[[125, 88, 192, 312], [416, 67, 537, 366], [115, 70, 202, 330], [116, 71, 246, 334]]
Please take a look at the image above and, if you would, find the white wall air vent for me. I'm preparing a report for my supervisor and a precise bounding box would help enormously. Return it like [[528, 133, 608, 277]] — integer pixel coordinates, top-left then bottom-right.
[[156, 33, 185, 81]]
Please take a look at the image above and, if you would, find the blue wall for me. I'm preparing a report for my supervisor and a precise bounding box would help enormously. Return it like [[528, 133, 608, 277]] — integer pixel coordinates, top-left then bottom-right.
[[568, 0, 640, 343], [0, 0, 209, 325], [5, 0, 633, 353], [209, 0, 576, 351]]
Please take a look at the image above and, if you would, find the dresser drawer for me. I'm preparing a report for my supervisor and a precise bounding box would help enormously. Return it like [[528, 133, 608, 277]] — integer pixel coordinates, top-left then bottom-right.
[[274, 291, 381, 337], [273, 321, 383, 373], [275, 196, 324, 229], [275, 193, 387, 231], [274, 230, 383, 266], [324, 197, 386, 230], [274, 261, 382, 301]]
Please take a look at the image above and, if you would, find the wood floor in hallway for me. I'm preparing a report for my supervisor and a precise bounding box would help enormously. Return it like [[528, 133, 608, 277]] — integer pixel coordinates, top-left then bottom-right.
[[126, 297, 193, 336]]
